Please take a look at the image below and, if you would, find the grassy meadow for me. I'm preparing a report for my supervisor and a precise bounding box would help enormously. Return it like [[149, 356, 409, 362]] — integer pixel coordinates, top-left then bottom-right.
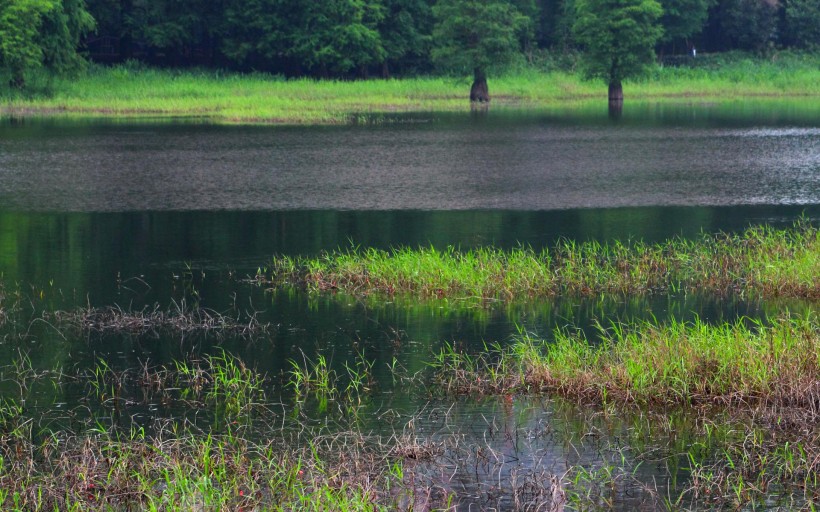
[[2, 52, 820, 124]]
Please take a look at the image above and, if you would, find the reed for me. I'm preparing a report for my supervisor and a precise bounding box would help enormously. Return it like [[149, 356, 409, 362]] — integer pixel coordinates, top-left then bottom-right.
[[265, 222, 820, 301]]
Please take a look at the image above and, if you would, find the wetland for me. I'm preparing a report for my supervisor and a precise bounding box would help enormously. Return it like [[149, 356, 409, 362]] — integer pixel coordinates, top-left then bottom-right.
[[0, 103, 818, 510]]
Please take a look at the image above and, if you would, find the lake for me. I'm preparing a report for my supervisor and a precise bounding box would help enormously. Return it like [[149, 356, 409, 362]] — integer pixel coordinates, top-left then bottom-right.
[[1, 102, 818, 509]]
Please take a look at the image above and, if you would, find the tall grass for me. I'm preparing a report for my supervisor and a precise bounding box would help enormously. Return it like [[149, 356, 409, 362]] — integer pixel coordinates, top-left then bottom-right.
[[3, 51, 820, 123], [266, 222, 820, 301]]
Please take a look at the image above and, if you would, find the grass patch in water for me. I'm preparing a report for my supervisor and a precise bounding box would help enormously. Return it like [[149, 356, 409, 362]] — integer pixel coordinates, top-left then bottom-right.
[[263, 222, 820, 301], [430, 313, 820, 409]]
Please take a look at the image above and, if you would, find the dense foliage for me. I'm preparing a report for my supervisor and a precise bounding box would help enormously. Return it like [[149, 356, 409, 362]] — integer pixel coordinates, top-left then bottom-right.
[[432, 0, 530, 100], [572, 0, 663, 98], [0, 0, 94, 87], [1, 0, 820, 87]]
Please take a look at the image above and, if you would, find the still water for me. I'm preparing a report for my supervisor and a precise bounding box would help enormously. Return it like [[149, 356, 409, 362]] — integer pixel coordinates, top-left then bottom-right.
[[1, 103, 819, 508], [1, 106, 819, 211]]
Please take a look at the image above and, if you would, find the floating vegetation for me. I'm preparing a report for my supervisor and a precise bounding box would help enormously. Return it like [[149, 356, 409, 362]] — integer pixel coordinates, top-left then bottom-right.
[[51, 301, 271, 339], [262, 222, 819, 301]]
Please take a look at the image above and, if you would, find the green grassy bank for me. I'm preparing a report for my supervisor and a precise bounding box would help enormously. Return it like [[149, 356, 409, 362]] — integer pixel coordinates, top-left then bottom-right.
[[263, 223, 820, 301], [3, 52, 820, 124]]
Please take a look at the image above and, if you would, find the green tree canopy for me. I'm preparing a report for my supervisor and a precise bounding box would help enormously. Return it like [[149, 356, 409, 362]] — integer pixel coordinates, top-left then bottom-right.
[[714, 0, 779, 52], [784, 0, 820, 49], [0, 0, 55, 87], [432, 0, 531, 101], [224, 0, 385, 77], [572, 0, 663, 101], [378, 0, 434, 76], [41, 0, 96, 72], [658, 0, 711, 46], [0, 0, 93, 87]]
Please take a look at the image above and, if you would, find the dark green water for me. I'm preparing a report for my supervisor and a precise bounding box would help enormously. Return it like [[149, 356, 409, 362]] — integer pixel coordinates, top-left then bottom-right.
[[1, 104, 818, 509]]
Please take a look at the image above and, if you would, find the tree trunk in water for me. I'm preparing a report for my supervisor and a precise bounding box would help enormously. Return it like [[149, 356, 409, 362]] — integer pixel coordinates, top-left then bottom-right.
[[608, 81, 623, 104], [608, 102, 623, 119], [470, 68, 490, 102]]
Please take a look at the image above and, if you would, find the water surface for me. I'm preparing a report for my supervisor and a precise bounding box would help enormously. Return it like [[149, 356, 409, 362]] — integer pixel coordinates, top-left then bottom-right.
[[1, 104, 818, 211]]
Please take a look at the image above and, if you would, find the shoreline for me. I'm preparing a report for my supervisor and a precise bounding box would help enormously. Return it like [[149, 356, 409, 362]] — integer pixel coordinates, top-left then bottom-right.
[[5, 92, 820, 125], [3, 59, 820, 125]]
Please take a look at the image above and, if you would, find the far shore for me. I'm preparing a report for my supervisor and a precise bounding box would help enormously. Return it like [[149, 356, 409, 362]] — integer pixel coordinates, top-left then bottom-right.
[[3, 56, 820, 124]]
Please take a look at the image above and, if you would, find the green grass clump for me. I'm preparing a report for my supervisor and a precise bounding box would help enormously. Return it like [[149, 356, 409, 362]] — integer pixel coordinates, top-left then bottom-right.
[[266, 222, 820, 301], [430, 313, 820, 407], [176, 350, 266, 417]]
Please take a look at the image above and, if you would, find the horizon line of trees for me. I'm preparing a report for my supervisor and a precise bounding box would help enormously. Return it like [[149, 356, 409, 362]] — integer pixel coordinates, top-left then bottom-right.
[[84, 0, 820, 75], [2, 0, 820, 90]]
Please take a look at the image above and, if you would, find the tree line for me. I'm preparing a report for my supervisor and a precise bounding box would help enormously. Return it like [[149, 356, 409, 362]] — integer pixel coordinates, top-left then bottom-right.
[[1, 0, 819, 91]]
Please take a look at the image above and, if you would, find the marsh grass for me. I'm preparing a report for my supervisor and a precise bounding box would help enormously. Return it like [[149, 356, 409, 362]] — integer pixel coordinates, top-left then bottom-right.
[[83, 350, 267, 423], [4, 347, 820, 509], [429, 313, 820, 410], [668, 416, 820, 510], [265, 222, 820, 302], [0, 351, 428, 511], [0, 283, 24, 330], [0, 419, 410, 511], [288, 352, 374, 405], [4, 52, 820, 123]]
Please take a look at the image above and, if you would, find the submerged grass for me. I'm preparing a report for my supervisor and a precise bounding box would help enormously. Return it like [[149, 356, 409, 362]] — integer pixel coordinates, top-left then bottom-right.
[[264, 222, 820, 301], [4, 338, 820, 509], [430, 313, 820, 409], [0, 352, 430, 511], [3, 52, 820, 123], [52, 301, 271, 339]]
